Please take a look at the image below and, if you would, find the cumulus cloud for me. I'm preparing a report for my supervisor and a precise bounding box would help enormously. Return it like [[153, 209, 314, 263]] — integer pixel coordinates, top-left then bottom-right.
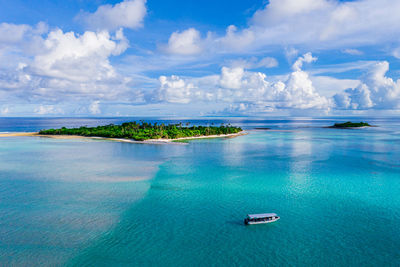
[[80, 0, 147, 31], [165, 28, 203, 55], [89, 101, 101, 114], [0, 25, 136, 105], [310, 76, 360, 97], [154, 76, 195, 104], [31, 28, 128, 82], [292, 52, 317, 71], [334, 85, 373, 110], [284, 65, 330, 109], [220, 67, 244, 89], [151, 74, 215, 104], [151, 53, 330, 112], [334, 61, 400, 109]]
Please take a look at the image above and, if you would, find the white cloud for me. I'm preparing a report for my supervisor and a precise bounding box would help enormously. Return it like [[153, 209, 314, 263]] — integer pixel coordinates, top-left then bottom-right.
[[31, 28, 128, 82], [0, 106, 9, 115], [220, 67, 244, 89], [308, 61, 378, 75], [334, 61, 400, 109], [219, 25, 255, 52], [334, 85, 373, 110], [152, 53, 330, 112], [310, 76, 360, 97], [342, 48, 363, 56], [89, 101, 101, 114], [165, 28, 203, 55], [0, 22, 48, 57], [283, 65, 330, 109], [392, 48, 400, 59], [216, 0, 400, 52], [224, 103, 275, 115], [228, 56, 278, 69], [154, 75, 196, 104], [252, 0, 329, 26], [0, 25, 136, 105], [257, 57, 279, 68], [292, 52, 317, 71], [284, 47, 299, 62], [0, 23, 31, 44], [81, 0, 147, 31], [34, 105, 63, 115]]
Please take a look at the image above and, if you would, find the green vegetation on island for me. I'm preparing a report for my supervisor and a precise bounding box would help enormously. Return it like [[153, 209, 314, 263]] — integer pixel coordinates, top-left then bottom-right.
[[330, 121, 371, 128], [39, 122, 243, 141]]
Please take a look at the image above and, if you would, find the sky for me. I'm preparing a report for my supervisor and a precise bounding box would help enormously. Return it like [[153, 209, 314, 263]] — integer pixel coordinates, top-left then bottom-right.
[[1, 0, 400, 117]]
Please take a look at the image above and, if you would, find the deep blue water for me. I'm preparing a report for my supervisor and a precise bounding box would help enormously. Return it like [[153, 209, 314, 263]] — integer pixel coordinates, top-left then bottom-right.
[[0, 117, 399, 266]]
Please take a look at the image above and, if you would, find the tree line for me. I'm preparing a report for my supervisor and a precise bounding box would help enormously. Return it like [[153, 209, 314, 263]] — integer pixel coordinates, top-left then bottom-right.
[[39, 121, 243, 141], [332, 121, 371, 128]]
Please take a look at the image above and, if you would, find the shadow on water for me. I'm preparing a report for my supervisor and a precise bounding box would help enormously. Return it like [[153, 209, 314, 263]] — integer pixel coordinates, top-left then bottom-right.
[[226, 220, 245, 226]]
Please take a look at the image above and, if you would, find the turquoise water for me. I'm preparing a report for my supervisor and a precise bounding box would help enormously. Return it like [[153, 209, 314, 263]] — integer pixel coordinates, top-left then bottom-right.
[[1, 118, 400, 266]]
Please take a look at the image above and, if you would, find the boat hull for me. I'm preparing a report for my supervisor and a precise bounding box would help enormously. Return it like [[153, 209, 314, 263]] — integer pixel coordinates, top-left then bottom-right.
[[244, 217, 280, 225]]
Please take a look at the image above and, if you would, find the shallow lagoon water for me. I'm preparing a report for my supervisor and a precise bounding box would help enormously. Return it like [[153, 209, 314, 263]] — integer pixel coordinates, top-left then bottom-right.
[[1, 118, 400, 266]]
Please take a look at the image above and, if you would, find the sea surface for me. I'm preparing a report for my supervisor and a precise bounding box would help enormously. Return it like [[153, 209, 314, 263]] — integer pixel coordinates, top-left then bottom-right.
[[0, 117, 399, 266]]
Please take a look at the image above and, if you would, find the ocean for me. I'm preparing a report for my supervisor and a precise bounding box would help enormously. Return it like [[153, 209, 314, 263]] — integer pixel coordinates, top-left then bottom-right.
[[0, 117, 399, 266]]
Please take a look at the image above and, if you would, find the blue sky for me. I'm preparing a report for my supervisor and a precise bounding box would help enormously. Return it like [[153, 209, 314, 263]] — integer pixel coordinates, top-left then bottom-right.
[[1, 0, 400, 116]]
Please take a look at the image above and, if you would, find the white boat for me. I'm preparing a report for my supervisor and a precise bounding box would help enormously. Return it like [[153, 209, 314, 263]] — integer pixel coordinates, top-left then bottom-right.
[[244, 213, 280, 225]]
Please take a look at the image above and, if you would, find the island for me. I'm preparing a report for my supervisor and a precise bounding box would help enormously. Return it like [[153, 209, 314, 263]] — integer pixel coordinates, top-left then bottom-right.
[[329, 121, 371, 128], [38, 122, 244, 142]]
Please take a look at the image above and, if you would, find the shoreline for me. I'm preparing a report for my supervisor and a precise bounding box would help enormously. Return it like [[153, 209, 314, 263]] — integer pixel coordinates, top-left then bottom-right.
[[0, 132, 39, 137], [0, 131, 247, 144]]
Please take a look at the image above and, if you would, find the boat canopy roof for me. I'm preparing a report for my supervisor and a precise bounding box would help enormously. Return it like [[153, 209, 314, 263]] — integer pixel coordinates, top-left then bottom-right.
[[247, 213, 277, 219]]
